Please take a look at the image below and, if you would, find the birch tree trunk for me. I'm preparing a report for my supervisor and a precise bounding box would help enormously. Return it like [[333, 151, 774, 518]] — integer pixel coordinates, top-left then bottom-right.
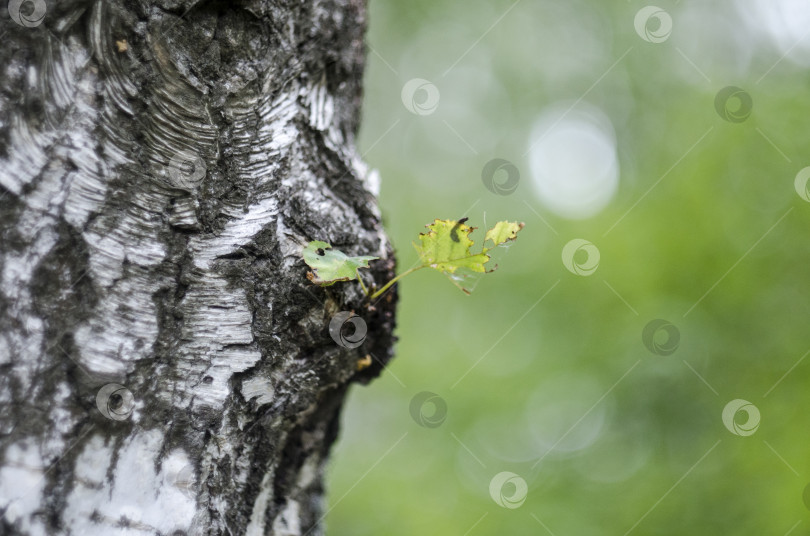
[[0, 1, 396, 534]]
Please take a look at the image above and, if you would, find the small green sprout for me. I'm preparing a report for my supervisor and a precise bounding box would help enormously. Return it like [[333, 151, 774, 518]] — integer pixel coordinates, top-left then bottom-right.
[[302, 218, 524, 299], [302, 241, 379, 295]]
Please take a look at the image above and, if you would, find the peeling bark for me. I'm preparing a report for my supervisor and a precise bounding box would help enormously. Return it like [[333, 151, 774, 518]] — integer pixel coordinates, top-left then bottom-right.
[[0, 1, 396, 534]]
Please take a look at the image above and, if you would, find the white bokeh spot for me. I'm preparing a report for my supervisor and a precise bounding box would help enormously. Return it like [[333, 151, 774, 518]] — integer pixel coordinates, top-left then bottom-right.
[[527, 103, 619, 220]]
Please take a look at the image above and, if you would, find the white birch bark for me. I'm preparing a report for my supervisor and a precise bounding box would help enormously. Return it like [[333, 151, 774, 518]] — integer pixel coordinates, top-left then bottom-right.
[[0, 1, 396, 534]]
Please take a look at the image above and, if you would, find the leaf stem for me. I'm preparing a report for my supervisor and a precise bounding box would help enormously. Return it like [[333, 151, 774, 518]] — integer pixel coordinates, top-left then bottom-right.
[[356, 270, 369, 295], [369, 265, 424, 299]]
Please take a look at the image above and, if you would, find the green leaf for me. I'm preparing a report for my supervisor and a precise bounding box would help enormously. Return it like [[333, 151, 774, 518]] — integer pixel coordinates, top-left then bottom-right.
[[303, 219, 525, 299], [302, 240, 378, 286], [414, 219, 490, 274], [484, 221, 525, 251]]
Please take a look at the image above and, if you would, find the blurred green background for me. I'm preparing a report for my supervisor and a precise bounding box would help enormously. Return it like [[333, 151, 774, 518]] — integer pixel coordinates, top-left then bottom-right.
[[327, 1, 810, 534]]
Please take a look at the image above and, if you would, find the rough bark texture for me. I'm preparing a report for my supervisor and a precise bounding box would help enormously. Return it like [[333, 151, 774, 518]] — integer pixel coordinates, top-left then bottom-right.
[[0, 1, 396, 534]]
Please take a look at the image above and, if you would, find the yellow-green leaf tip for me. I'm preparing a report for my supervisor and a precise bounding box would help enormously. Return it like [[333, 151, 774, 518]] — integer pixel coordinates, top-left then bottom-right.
[[484, 221, 525, 249]]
